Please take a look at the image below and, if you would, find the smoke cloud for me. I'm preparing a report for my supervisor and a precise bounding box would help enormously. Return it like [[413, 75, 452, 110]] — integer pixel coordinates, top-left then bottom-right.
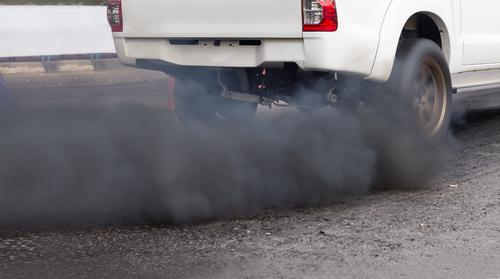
[[0, 84, 449, 230]]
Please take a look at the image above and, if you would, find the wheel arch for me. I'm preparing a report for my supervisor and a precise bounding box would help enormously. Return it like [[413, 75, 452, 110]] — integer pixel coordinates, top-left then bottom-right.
[[366, 0, 456, 82]]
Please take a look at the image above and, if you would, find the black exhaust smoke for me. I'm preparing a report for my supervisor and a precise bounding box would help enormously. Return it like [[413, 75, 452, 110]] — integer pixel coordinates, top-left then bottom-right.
[[0, 84, 449, 229]]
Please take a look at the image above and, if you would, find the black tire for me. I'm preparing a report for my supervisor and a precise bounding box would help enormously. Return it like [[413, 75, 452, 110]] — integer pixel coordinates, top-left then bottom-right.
[[363, 39, 452, 190], [173, 75, 257, 127], [378, 39, 452, 139]]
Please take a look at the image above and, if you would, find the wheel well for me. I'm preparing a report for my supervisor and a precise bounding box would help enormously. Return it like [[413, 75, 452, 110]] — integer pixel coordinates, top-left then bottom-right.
[[401, 13, 450, 62]]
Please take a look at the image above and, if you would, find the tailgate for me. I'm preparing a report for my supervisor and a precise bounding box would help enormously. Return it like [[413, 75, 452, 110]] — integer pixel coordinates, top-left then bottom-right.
[[122, 0, 303, 38]]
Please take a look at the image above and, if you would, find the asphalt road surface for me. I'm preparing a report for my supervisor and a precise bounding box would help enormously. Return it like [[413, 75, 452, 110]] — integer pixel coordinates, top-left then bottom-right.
[[0, 67, 499, 279]]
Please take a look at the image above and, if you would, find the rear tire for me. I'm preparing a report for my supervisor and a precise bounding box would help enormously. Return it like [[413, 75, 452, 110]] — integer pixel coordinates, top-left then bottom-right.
[[364, 39, 452, 189], [374, 39, 452, 139]]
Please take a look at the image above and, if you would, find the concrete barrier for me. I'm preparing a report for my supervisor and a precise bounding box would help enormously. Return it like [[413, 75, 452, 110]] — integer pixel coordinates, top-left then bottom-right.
[[0, 6, 119, 74], [0, 6, 115, 58], [0, 58, 124, 74], [0, 6, 175, 110]]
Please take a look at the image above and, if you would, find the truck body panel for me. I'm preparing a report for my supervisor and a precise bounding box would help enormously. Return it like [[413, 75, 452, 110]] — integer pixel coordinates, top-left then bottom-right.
[[461, 0, 500, 65], [115, 0, 393, 79], [113, 0, 500, 84], [122, 0, 303, 39], [367, 0, 456, 81]]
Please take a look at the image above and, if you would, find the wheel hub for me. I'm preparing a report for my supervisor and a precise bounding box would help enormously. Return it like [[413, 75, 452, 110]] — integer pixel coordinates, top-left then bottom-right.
[[414, 60, 447, 136]]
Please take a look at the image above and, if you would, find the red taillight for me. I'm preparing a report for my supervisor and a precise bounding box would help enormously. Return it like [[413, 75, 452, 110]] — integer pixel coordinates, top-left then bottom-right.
[[107, 0, 123, 32], [303, 0, 338, 32]]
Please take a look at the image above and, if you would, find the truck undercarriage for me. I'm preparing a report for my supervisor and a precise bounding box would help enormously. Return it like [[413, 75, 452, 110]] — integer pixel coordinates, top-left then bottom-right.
[[137, 59, 365, 113], [136, 38, 452, 140]]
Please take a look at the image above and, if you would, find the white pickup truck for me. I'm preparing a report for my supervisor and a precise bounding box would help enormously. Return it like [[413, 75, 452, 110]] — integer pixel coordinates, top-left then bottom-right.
[[108, 0, 500, 137]]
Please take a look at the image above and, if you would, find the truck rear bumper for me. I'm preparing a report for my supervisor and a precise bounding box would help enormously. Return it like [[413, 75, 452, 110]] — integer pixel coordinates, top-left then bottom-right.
[[114, 36, 304, 69], [113, 29, 379, 79]]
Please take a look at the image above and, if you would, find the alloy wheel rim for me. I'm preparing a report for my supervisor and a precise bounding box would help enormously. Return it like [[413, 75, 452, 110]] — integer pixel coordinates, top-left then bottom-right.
[[414, 59, 448, 136]]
